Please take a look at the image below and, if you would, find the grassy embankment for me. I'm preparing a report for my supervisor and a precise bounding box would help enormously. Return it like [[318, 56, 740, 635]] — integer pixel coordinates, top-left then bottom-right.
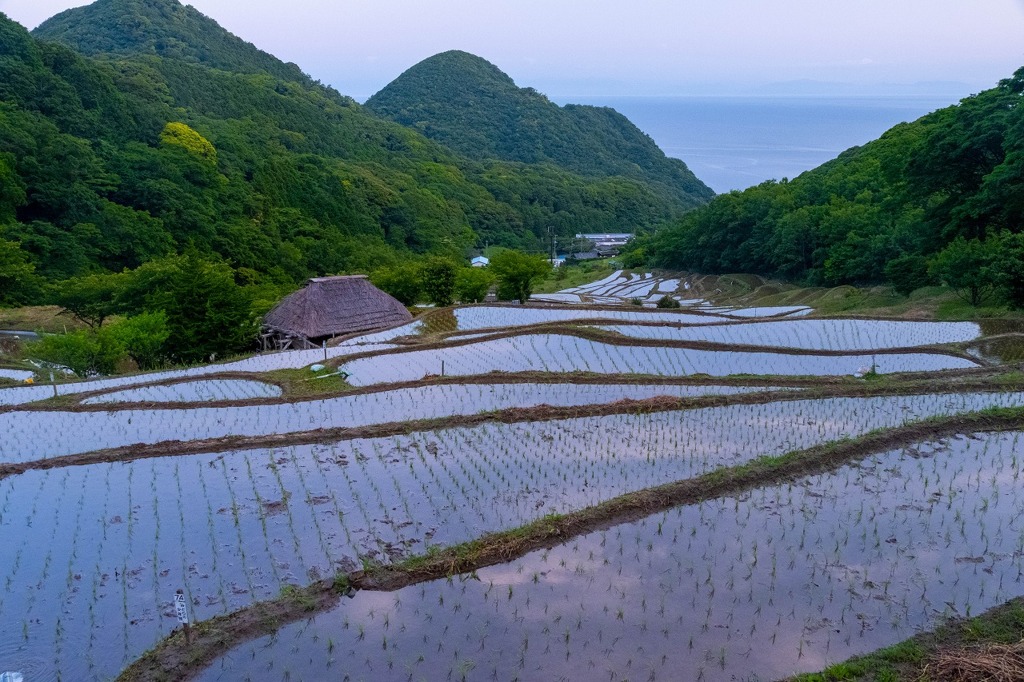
[[791, 597, 1024, 681]]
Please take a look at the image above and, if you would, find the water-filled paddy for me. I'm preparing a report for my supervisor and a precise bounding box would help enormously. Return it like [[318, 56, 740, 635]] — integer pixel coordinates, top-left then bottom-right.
[[0, 382, 769, 463], [81, 379, 283, 404], [0, 337, 399, 406], [2, 296, 1022, 681], [1, 392, 1022, 680], [342, 333, 978, 385], [601, 318, 980, 350], [0, 368, 34, 381], [198, 431, 1024, 681], [452, 305, 729, 330]]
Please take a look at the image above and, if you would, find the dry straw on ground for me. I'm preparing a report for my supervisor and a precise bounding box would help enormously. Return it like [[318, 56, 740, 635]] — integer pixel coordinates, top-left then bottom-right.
[[925, 639, 1024, 681]]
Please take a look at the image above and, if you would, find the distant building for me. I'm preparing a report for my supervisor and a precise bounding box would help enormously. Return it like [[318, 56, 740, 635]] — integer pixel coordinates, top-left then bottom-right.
[[471, 256, 490, 267], [261, 275, 412, 350], [575, 233, 634, 256]]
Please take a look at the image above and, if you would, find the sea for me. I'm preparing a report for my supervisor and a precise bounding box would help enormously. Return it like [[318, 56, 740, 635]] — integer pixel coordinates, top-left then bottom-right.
[[558, 95, 964, 194]]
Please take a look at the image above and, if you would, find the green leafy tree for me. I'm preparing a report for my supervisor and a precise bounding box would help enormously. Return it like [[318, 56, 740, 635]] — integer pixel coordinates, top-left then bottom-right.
[[122, 251, 256, 363], [109, 311, 170, 369], [489, 250, 550, 303], [0, 237, 39, 305], [28, 328, 125, 377], [159, 122, 218, 166], [0, 154, 26, 223], [884, 254, 933, 296], [929, 237, 1000, 306], [370, 263, 422, 306], [420, 257, 459, 306], [455, 267, 494, 303], [51, 271, 131, 328], [989, 230, 1024, 309]]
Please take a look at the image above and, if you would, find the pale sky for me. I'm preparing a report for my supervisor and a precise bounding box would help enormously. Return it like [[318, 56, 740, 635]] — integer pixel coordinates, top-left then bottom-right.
[[3, 0, 1024, 99]]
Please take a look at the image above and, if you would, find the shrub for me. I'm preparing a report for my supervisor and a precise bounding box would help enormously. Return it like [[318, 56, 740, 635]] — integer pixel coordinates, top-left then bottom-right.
[[456, 267, 494, 303], [656, 295, 681, 309], [28, 328, 125, 377], [884, 254, 933, 296], [420, 257, 459, 307], [371, 263, 422, 306]]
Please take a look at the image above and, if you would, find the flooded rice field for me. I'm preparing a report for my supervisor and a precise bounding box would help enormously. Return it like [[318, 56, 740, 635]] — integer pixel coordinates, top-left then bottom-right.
[[81, 379, 284, 404], [341, 333, 977, 386], [1, 393, 1023, 679], [1, 287, 1022, 680], [198, 430, 1024, 681], [601, 319, 980, 351], [0, 382, 771, 462]]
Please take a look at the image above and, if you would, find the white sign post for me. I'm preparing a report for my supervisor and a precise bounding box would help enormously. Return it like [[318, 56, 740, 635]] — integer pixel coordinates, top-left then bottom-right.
[[175, 589, 192, 643]]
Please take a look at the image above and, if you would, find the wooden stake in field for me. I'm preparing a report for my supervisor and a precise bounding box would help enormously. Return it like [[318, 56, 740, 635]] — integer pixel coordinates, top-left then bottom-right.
[[174, 589, 192, 644]]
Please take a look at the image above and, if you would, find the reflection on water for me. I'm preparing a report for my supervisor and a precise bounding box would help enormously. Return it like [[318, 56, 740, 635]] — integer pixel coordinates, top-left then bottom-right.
[[969, 320, 1024, 364], [969, 336, 1024, 364], [198, 432, 1024, 682], [977, 319, 1024, 336]]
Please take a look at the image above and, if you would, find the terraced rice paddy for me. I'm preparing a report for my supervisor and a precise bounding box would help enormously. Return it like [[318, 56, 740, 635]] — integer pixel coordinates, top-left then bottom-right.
[[601, 319, 981, 350], [535, 270, 812, 317], [341, 334, 977, 385], [0, 368, 34, 382], [198, 431, 1024, 682], [1, 383, 770, 463], [81, 380, 284, 405], [1, 276, 1021, 682]]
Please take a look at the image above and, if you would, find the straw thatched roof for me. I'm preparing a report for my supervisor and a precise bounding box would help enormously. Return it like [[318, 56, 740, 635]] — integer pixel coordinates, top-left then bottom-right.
[[263, 275, 412, 342]]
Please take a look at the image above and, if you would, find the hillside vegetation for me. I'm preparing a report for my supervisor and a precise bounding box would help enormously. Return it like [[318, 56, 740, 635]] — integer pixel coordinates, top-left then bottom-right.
[[367, 50, 713, 210], [641, 68, 1024, 306], [0, 0, 709, 311]]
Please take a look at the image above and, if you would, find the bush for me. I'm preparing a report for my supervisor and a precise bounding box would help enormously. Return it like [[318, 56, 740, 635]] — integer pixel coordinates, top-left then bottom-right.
[[489, 250, 551, 303], [656, 295, 681, 308], [109, 311, 170, 370], [371, 263, 422, 306], [28, 328, 125, 377], [456, 267, 494, 303], [420, 257, 459, 307], [884, 254, 932, 296]]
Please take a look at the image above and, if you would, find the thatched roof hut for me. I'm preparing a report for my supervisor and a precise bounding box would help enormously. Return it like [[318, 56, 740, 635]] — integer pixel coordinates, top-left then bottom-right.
[[262, 275, 412, 350]]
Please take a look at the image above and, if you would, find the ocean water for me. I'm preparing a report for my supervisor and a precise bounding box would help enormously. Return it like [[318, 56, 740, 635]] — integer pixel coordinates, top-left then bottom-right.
[[563, 95, 961, 193]]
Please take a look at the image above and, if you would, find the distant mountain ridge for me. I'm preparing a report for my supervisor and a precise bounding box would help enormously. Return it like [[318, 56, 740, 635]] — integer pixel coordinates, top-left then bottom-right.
[[32, 0, 311, 85], [1, 1, 713, 305], [366, 50, 714, 208]]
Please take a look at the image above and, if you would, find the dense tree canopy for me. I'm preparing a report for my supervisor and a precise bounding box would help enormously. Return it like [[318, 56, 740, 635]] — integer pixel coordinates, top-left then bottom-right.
[[490, 250, 551, 303], [366, 50, 713, 211], [0, 3, 710, 300], [639, 67, 1024, 305]]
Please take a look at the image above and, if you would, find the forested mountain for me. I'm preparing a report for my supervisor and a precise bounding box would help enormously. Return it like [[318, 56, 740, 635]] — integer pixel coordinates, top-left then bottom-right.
[[0, 0, 708, 308], [33, 0, 311, 85], [642, 68, 1024, 298], [366, 50, 713, 209]]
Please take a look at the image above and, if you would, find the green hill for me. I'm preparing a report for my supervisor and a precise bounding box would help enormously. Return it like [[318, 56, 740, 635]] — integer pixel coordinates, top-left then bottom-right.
[[643, 67, 1024, 299], [365, 50, 713, 209], [32, 0, 310, 84], [0, 1, 711, 307]]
